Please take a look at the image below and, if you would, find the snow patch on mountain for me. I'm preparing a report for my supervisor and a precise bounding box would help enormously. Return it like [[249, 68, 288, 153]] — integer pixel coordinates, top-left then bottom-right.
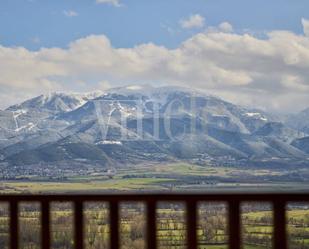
[[245, 112, 268, 121], [96, 140, 123, 145]]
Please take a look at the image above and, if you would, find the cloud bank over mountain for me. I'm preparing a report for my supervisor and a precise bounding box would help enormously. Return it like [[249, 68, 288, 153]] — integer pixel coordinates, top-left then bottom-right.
[[1, 19, 309, 112]]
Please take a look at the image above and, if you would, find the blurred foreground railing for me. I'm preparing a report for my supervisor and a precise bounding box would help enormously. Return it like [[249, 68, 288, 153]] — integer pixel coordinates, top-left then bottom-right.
[[2, 193, 309, 249]]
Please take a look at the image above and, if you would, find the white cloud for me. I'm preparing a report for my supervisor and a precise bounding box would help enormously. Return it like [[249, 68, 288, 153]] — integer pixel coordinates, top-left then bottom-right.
[[98, 80, 112, 90], [180, 14, 205, 29], [1, 20, 309, 112], [63, 10, 78, 17], [302, 18, 309, 36], [96, 0, 122, 7], [218, 22, 233, 33]]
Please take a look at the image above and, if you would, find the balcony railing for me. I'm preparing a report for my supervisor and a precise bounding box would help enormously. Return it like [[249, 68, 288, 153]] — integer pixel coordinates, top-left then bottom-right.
[[1, 193, 309, 249]]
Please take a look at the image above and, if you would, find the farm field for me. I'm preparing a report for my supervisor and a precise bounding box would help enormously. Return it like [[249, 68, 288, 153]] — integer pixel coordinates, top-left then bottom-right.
[[0, 163, 309, 248], [1, 163, 309, 193]]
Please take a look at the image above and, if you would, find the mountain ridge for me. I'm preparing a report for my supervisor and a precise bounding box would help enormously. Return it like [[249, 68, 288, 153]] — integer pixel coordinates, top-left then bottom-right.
[[0, 85, 308, 170]]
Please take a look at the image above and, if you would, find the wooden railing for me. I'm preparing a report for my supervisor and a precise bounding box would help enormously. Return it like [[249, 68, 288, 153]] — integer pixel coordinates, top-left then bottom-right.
[[2, 193, 309, 249]]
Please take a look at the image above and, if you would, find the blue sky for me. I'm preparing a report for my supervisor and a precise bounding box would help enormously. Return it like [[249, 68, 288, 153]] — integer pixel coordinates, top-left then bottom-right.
[[1, 0, 308, 50], [1, 0, 309, 113]]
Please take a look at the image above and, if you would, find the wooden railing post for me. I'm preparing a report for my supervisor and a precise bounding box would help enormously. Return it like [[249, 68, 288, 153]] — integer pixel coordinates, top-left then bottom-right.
[[10, 201, 18, 249], [110, 201, 119, 249], [41, 201, 50, 249], [147, 200, 157, 249], [273, 201, 287, 249], [187, 201, 197, 249], [228, 200, 241, 249], [1, 193, 303, 249], [74, 201, 84, 249]]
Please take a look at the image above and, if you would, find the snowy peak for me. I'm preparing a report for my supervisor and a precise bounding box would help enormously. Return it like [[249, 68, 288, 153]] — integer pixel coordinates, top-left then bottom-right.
[[104, 84, 209, 100], [58, 85, 273, 136], [7, 91, 103, 114]]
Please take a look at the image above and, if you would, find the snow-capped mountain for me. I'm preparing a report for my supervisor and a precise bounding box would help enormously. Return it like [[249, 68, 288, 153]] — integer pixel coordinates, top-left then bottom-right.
[[7, 91, 103, 114], [0, 85, 308, 168], [2, 92, 102, 133], [0, 92, 103, 153]]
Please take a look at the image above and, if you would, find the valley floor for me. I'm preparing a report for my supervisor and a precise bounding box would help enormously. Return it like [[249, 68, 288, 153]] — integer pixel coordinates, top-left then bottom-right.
[[0, 163, 309, 248], [1, 163, 309, 193]]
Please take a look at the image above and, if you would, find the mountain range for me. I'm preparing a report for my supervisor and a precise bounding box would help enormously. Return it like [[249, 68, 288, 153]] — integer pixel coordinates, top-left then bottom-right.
[[0, 85, 309, 173]]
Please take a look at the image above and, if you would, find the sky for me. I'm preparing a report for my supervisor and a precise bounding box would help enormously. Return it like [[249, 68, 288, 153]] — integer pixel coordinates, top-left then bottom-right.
[[1, 0, 309, 113]]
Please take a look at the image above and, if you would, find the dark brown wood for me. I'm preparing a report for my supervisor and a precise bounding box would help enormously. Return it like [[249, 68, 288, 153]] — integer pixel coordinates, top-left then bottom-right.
[[41, 201, 50, 249], [186, 201, 197, 249], [228, 200, 241, 249], [10, 201, 18, 249], [273, 201, 287, 249], [74, 201, 84, 249], [147, 200, 157, 249], [110, 201, 119, 249], [0, 193, 309, 202]]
